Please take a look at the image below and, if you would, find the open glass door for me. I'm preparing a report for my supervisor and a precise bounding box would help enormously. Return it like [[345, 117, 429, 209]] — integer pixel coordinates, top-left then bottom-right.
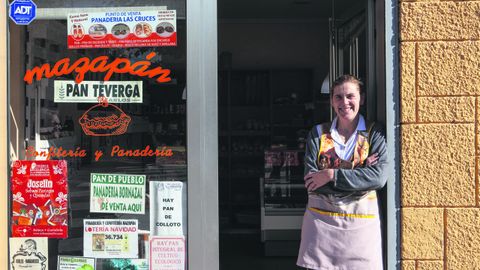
[[329, 0, 376, 118], [329, 1, 387, 267], [218, 0, 382, 269], [9, 1, 194, 269]]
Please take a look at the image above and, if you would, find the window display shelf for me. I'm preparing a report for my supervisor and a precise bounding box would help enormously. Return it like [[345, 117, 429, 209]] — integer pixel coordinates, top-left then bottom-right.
[[272, 104, 307, 108], [264, 183, 304, 188], [230, 152, 264, 158], [263, 208, 305, 215], [260, 147, 308, 249], [230, 175, 263, 180], [230, 130, 270, 136]]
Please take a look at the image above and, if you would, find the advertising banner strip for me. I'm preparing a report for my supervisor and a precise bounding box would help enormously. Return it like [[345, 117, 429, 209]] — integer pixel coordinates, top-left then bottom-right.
[[83, 219, 139, 259], [57, 256, 96, 270], [90, 173, 146, 214], [67, 10, 177, 49], [96, 259, 148, 270], [11, 160, 69, 238], [54, 80, 143, 103], [10, 237, 48, 270]]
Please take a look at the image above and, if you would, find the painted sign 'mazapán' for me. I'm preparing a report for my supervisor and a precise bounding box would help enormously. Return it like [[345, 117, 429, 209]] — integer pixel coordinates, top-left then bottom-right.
[[24, 52, 171, 84]]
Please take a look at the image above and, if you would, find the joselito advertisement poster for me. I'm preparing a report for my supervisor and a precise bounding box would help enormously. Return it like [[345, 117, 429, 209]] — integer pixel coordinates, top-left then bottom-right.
[[54, 81, 143, 103], [11, 160, 69, 238], [90, 173, 146, 214], [67, 10, 177, 49], [83, 219, 138, 258]]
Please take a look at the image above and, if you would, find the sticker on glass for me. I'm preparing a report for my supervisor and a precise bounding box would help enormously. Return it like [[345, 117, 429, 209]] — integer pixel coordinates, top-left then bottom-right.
[[11, 160, 69, 238], [150, 181, 186, 236], [90, 173, 146, 214]]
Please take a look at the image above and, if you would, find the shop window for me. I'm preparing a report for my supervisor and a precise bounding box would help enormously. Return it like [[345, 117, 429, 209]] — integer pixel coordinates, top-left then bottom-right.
[[9, 2, 187, 270], [34, 38, 46, 48], [49, 44, 60, 53], [33, 56, 45, 66]]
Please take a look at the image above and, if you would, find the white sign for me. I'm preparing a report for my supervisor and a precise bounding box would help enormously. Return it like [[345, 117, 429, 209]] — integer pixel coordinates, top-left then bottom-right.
[[54, 80, 143, 103], [57, 256, 95, 270], [90, 173, 146, 214], [67, 10, 177, 49], [10, 237, 48, 270], [150, 236, 185, 270], [83, 219, 138, 258], [150, 181, 185, 236]]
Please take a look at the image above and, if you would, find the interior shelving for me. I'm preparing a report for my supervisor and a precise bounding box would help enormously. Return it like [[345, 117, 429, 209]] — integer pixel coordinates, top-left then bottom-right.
[[219, 68, 331, 232]]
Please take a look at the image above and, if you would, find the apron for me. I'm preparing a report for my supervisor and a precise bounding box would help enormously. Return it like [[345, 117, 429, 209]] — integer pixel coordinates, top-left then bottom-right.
[[297, 125, 383, 270]]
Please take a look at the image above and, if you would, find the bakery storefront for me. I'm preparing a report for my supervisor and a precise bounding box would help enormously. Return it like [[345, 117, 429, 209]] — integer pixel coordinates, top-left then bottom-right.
[[5, 0, 219, 269], [3, 0, 402, 269]]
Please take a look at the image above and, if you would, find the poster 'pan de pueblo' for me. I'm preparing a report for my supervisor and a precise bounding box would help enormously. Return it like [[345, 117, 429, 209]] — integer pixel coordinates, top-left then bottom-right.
[[68, 10, 176, 49], [11, 160, 69, 239], [90, 173, 146, 214]]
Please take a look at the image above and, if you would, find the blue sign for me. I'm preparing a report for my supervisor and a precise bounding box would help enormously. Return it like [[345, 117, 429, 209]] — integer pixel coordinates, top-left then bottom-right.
[[9, 0, 37, 25]]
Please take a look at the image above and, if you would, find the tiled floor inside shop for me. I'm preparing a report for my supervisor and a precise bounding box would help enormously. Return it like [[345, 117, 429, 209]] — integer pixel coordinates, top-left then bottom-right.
[[220, 233, 304, 270]]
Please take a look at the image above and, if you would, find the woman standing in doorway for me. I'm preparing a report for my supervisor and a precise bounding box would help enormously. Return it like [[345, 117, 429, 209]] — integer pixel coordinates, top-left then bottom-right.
[[296, 75, 388, 270]]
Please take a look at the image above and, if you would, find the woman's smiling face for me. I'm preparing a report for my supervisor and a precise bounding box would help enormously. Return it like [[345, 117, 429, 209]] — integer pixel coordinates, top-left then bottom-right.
[[331, 82, 364, 124]]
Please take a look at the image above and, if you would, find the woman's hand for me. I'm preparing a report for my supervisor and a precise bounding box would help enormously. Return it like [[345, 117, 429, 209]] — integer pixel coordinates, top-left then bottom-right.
[[365, 153, 379, 166], [304, 169, 335, 192]]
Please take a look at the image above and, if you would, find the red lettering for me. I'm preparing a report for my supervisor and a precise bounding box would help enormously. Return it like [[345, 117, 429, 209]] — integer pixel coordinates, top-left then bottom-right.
[[24, 64, 54, 84], [24, 146, 87, 159], [110, 145, 174, 158], [23, 53, 171, 85]]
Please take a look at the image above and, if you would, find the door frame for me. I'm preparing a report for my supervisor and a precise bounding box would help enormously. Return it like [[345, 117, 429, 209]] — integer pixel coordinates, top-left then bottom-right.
[[384, 0, 401, 269], [186, 0, 219, 269], [1, 2, 8, 267]]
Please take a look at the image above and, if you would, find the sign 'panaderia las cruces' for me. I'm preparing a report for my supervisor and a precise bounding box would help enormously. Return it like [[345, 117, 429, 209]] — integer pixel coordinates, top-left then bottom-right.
[[23, 52, 171, 85], [54, 80, 142, 103]]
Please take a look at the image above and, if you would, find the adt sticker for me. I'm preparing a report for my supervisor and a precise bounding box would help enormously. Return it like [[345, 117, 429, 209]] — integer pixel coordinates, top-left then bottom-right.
[[9, 0, 37, 25]]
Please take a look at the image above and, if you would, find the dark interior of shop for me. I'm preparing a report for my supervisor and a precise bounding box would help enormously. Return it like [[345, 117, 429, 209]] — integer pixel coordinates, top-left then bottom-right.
[[217, 0, 369, 269]]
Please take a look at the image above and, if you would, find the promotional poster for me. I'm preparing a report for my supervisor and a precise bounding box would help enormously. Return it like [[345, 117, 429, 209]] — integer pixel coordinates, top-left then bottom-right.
[[67, 10, 177, 49], [83, 219, 138, 258], [90, 173, 146, 214], [150, 181, 185, 236], [10, 237, 48, 270], [57, 256, 96, 270], [11, 160, 69, 238], [54, 80, 143, 103], [150, 236, 185, 270]]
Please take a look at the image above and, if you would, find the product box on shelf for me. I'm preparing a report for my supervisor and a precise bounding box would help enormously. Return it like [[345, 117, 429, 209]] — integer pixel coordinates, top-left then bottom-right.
[[264, 149, 303, 181]]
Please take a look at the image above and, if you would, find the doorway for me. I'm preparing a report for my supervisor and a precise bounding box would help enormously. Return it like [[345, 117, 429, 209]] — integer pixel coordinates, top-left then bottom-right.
[[217, 0, 383, 269]]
